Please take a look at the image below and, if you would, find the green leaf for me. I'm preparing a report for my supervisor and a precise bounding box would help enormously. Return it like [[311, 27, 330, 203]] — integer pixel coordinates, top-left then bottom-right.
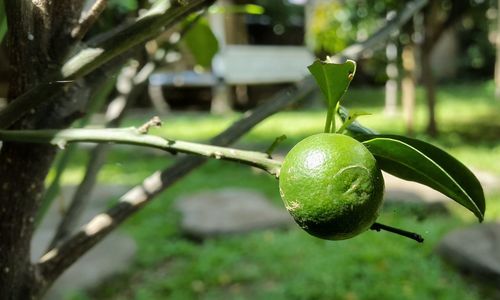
[[337, 110, 371, 134], [209, 4, 265, 15], [109, 0, 138, 12], [338, 105, 376, 135], [307, 58, 356, 108], [0, 0, 7, 43], [359, 134, 485, 222], [182, 17, 219, 69], [308, 59, 356, 133]]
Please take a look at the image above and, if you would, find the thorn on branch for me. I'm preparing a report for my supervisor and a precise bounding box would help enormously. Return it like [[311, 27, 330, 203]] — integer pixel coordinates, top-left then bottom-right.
[[138, 116, 162, 134], [370, 222, 424, 243], [265, 134, 287, 158]]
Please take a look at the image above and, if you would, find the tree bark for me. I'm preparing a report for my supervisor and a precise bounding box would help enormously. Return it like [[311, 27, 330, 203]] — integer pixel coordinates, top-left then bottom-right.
[[495, 0, 500, 99], [402, 44, 416, 136], [0, 1, 84, 298], [419, 0, 472, 136], [384, 40, 399, 116], [420, 45, 437, 136]]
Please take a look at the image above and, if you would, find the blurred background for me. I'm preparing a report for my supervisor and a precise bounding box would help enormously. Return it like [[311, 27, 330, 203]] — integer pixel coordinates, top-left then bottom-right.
[[2, 0, 499, 299]]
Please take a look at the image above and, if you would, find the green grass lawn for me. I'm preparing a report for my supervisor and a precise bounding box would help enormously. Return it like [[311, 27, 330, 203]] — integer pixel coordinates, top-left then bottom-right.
[[59, 80, 499, 300]]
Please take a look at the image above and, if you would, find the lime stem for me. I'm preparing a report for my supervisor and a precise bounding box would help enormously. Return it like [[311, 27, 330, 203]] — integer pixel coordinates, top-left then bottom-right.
[[370, 222, 424, 243], [324, 107, 334, 133]]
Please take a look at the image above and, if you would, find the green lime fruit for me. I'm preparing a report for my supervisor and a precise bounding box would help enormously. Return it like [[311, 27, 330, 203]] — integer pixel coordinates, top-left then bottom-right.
[[279, 133, 384, 240]]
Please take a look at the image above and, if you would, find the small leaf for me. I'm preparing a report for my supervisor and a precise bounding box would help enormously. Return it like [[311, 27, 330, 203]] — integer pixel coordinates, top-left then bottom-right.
[[182, 17, 219, 69], [265, 134, 287, 157], [337, 110, 371, 134], [359, 134, 485, 222], [307, 58, 356, 109], [338, 106, 376, 135]]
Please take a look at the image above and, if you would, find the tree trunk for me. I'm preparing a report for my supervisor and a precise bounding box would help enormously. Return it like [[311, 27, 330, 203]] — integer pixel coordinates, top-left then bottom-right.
[[420, 1, 440, 137], [495, 0, 500, 99], [384, 41, 399, 116], [402, 44, 416, 136], [420, 46, 437, 137], [418, 0, 471, 136], [384, 11, 400, 117], [0, 1, 83, 298]]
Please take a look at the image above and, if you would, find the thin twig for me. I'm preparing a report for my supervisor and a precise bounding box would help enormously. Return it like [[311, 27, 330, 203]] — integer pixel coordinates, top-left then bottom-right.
[[265, 134, 287, 158], [0, 81, 71, 129], [138, 116, 162, 134], [0, 126, 283, 176], [334, 0, 428, 61], [370, 222, 424, 243], [71, 0, 108, 40], [62, 0, 215, 80]]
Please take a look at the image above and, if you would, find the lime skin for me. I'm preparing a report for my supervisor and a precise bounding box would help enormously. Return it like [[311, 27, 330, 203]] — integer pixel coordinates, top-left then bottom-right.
[[279, 133, 384, 240]]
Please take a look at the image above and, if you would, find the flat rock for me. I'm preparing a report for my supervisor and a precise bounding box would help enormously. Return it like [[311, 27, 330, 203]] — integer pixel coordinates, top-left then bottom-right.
[[437, 222, 500, 281], [40, 232, 136, 300], [175, 188, 293, 239], [31, 185, 136, 300]]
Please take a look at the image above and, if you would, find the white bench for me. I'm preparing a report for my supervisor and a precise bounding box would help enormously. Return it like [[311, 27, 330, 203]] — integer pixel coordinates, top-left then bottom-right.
[[148, 45, 314, 112], [213, 45, 314, 85]]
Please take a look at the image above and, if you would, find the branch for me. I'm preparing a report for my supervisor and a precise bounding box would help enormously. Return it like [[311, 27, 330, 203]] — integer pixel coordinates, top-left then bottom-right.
[[61, 0, 214, 79], [0, 0, 214, 130], [337, 0, 428, 60], [33, 0, 428, 286], [71, 0, 108, 40], [0, 81, 71, 129], [0, 126, 282, 176]]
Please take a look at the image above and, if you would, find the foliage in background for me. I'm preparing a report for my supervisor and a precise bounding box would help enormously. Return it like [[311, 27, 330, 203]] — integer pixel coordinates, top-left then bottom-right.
[[456, 0, 497, 78], [252, 0, 304, 28], [307, 0, 402, 54], [307, 0, 496, 82], [0, 0, 7, 43], [182, 16, 219, 69]]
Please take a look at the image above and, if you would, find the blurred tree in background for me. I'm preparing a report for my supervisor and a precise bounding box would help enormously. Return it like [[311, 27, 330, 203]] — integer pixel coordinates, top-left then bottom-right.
[[307, 0, 495, 135]]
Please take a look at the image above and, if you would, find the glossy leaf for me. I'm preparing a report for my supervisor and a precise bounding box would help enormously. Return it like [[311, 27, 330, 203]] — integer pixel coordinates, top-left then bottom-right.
[[359, 134, 485, 222], [338, 105, 376, 135], [337, 110, 371, 134], [307, 58, 356, 108], [308, 59, 356, 132]]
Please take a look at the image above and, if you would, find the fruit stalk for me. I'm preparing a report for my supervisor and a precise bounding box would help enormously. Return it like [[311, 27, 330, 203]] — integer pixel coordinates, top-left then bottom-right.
[[324, 107, 335, 133], [370, 222, 424, 243]]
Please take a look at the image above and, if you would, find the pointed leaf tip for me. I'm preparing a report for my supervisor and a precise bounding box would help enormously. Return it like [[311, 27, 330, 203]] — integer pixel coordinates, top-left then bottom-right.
[[307, 59, 357, 109], [359, 134, 485, 222]]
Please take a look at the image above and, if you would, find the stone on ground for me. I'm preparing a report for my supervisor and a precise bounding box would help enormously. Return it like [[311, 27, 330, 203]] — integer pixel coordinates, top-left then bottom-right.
[[437, 222, 500, 282], [31, 185, 136, 300], [175, 188, 293, 239]]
